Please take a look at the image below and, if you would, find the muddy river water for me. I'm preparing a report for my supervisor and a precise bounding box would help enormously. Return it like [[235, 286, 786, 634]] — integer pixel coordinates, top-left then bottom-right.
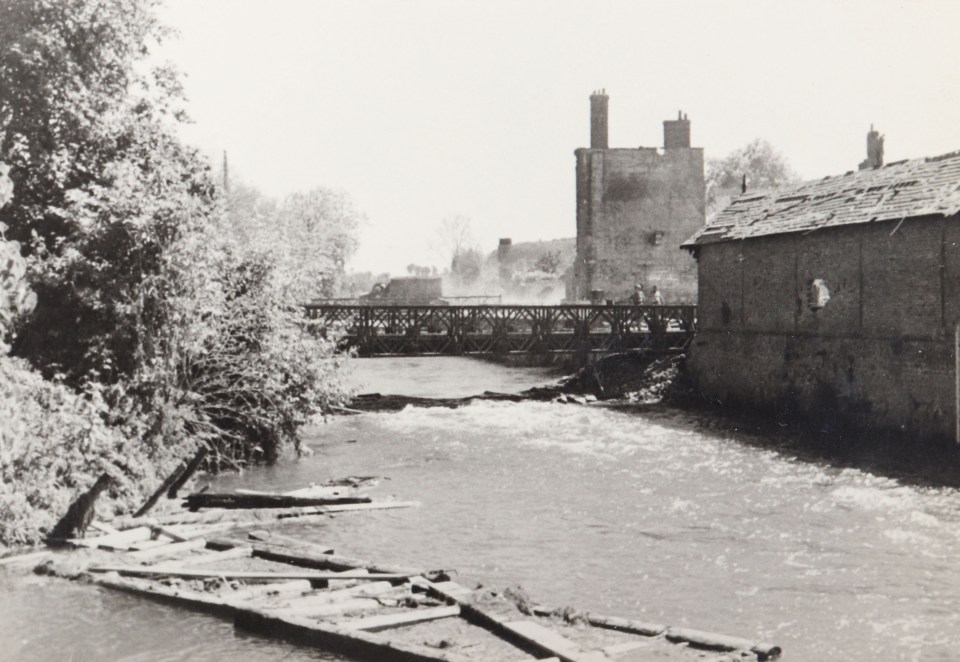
[[3, 357, 960, 661]]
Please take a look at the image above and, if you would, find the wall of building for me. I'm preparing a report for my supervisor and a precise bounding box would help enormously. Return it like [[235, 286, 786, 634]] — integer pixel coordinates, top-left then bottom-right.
[[689, 215, 960, 441], [573, 146, 704, 303]]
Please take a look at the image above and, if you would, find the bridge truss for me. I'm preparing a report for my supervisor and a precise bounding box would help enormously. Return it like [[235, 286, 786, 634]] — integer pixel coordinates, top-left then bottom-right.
[[304, 304, 698, 357]]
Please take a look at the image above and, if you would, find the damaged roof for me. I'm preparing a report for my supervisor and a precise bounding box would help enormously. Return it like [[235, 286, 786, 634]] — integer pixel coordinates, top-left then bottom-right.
[[682, 150, 960, 248]]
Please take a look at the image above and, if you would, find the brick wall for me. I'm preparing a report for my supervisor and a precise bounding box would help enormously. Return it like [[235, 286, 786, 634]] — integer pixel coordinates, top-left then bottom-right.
[[688, 215, 960, 441], [573, 147, 704, 303]]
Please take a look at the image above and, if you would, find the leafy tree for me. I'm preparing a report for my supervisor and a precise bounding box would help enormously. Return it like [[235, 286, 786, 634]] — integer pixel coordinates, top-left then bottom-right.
[[0, 0, 356, 544], [0, 0, 179, 251], [225, 182, 361, 300], [706, 139, 799, 221], [533, 250, 562, 275], [276, 188, 360, 299], [450, 247, 483, 286]]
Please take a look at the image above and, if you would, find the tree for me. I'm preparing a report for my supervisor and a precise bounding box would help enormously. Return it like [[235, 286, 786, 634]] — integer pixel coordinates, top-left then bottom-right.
[[225, 182, 362, 300], [706, 139, 799, 222], [0, 0, 179, 251], [435, 214, 484, 286], [533, 250, 562, 275], [276, 188, 360, 299], [0, 0, 356, 543]]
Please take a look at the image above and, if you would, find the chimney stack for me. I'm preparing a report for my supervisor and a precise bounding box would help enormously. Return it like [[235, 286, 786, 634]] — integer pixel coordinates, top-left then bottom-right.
[[590, 90, 609, 149], [498, 238, 513, 285], [859, 125, 884, 170], [663, 111, 691, 149]]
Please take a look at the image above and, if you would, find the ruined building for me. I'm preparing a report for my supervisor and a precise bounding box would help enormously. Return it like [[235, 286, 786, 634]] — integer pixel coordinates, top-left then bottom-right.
[[683, 130, 960, 442], [570, 91, 705, 303]]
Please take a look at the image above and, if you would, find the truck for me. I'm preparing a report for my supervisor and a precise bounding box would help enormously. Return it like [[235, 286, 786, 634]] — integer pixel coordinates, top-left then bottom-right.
[[358, 277, 446, 305]]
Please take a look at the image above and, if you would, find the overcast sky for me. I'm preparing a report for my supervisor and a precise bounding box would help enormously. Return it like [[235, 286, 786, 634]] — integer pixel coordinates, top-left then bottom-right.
[[157, 0, 960, 275]]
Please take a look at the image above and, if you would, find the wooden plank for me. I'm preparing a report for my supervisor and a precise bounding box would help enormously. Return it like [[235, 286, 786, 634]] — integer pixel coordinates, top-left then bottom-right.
[[108, 500, 419, 530], [665, 627, 781, 659], [127, 538, 207, 561], [152, 545, 252, 570], [68, 526, 154, 550], [150, 524, 187, 542], [94, 572, 241, 617], [235, 609, 457, 662], [578, 612, 665, 638], [601, 641, 649, 656], [277, 597, 386, 619], [128, 537, 178, 552], [423, 583, 610, 662], [328, 567, 367, 590], [208, 537, 424, 577], [337, 605, 461, 632], [88, 565, 412, 582], [0, 550, 52, 566], [319, 501, 417, 514], [267, 581, 396, 616], [185, 492, 371, 510], [227, 579, 312, 602], [89, 521, 120, 535], [502, 621, 608, 662]]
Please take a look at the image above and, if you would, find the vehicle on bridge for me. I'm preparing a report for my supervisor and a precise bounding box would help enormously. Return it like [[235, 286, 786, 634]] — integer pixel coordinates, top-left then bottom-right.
[[358, 277, 447, 305]]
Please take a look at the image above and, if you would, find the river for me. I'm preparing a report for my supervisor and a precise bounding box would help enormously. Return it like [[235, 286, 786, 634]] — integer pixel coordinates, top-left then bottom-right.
[[3, 357, 960, 661]]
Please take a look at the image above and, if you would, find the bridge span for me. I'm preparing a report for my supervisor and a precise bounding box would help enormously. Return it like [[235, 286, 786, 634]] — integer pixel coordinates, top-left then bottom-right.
[[304, 303, 698, 357]]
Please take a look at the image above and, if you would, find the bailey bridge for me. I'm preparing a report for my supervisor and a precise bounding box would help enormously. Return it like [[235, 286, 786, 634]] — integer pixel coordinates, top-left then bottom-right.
[[304, 303, 697, 357]]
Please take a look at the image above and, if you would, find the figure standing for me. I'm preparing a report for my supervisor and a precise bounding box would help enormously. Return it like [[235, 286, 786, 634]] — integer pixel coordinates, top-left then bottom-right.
[[650, 285, 664, 305], [630, 284, 645, 305]]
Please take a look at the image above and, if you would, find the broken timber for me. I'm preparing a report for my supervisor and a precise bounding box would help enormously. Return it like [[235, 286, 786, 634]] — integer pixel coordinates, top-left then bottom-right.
[[41, 525, 782, 662], [183, 492, 372, 510]]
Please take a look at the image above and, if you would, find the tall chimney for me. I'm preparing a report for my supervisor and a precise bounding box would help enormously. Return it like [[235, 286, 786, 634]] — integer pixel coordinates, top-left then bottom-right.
[[590, 90, 609, 149], [498, 238, 513, 285], [663, 111, 691, 149], [859, 125, 884, 170]]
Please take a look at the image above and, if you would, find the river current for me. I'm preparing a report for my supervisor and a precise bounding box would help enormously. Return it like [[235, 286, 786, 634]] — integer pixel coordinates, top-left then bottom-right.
[[3, 357, 960, 661]]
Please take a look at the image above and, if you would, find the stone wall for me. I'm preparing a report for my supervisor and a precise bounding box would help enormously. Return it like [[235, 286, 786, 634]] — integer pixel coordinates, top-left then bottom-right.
[[573, 146, 704, 303], [689, 215, 960, 441]]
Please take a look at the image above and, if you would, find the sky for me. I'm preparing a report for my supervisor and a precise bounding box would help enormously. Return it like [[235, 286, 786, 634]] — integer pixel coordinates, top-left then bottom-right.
[[156, 0, 960, 276]]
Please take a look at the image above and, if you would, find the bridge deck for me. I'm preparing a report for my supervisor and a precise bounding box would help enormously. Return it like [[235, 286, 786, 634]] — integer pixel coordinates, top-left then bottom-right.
[[304, 304, 698, 357]]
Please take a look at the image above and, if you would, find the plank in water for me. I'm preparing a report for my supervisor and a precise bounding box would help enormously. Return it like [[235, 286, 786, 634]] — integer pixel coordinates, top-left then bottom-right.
[[127, 538, 207, 561], [336, 605, 461, 632], [151, 546, 253, 570], [227, 579, 312, 602], [184, 493, 372, 510], [267, 581, 397, 617], [88, 565, 412, 582], [501, 621, 608, 662]]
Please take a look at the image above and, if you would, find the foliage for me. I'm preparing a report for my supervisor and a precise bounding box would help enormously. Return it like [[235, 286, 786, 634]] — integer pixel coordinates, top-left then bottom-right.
[[0, 356, 152, 546], [0, 0, 177, 251], [532, 250, 561, 275], [450, 247, 483, 286], [226, 181, 361, 301], [706, 139, 800, 221], [0, 0, 357, 546], [406, 264, 434, 277], [183, 250, 353, 465]]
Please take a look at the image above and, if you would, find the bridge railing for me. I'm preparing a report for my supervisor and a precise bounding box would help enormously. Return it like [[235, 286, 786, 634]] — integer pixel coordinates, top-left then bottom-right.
[[303, 303, 697, 356]]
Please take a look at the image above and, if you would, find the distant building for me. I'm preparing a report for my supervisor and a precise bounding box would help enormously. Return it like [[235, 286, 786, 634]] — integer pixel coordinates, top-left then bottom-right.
[[682, 133, 960, 441], [570, 91, 705, 303]]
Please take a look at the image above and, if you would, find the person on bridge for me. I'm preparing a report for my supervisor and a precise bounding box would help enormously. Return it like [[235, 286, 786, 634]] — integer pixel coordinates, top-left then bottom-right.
[[630, 284, 645, 305], [650, 285, 664, 305]]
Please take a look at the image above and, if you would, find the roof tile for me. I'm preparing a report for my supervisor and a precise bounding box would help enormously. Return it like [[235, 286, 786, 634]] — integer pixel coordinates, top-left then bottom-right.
[[684, 150, 960, 247]]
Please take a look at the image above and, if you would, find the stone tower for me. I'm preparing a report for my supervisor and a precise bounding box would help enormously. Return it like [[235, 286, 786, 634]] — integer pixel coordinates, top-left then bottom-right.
[[571, 93, 705, 303]]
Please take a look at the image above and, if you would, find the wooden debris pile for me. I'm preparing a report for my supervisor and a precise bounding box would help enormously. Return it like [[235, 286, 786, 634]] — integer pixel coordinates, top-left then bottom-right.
[[22, 516, 781, 662]]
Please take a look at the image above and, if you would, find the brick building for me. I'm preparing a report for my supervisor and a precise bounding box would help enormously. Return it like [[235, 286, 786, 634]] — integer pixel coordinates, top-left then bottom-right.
[[570, 91, 705, 303], [682, 139, 960, 442]]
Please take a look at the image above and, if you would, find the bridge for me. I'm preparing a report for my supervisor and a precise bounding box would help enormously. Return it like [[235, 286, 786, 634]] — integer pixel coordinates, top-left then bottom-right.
[[304, 303, 698, 357]]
